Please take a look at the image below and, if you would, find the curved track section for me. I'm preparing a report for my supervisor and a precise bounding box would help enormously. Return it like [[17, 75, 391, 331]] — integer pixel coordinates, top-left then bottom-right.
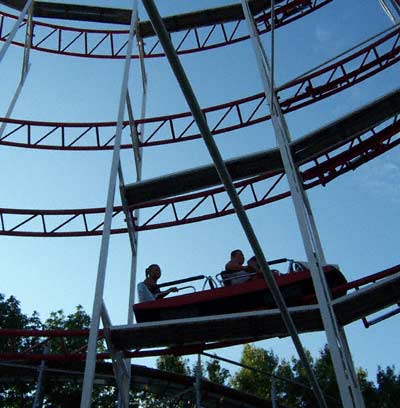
[[0, 265, 398, 361], [0, 362, 271, 408], [0, 90, 398, 237], [0, 25, 398, 150], [0, 0, 332, 59], [0, 0, 331, 58]]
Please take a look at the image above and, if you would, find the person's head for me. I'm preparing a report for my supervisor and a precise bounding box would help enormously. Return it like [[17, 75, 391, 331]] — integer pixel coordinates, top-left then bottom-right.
[[146, 264, 161, 280], [247, 256, 259, 269], [231, 249, 244, 265]]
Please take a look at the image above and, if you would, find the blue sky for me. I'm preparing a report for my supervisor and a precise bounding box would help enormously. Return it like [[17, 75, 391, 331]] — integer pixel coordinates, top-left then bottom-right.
[[0, 0, 399, 382]]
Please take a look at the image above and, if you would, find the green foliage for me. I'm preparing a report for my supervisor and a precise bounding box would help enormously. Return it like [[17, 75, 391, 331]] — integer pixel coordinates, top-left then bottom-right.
[[371, 366, 400, 408], [156, 354, 190, 376], [0, 293, 41, 352], [230, 344, 279, 400], [230, 344, 400, 408], [205, 358, 230, 385], [0, 293, 41, 406], [2, 292, 400, 407], [43, 305, 93, 355]]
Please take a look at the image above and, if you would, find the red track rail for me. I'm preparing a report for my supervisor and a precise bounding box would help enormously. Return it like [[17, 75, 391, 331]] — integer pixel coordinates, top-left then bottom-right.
[[0, 25, 398, 150], [0, 0, 331, 58], [0, 116, 398, 237], [0, 264, 398, 361]]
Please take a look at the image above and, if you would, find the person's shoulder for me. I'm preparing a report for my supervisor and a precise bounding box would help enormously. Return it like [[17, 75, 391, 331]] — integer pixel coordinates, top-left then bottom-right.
[[225, 260, 238, 270]]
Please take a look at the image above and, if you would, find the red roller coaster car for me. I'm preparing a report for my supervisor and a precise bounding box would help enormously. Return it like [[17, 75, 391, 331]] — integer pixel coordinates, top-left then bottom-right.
[[133, 259, 347, 323]]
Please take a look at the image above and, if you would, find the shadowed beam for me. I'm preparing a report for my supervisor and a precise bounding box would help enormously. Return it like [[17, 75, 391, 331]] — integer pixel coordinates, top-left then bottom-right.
[[0, 0, 273, 33]]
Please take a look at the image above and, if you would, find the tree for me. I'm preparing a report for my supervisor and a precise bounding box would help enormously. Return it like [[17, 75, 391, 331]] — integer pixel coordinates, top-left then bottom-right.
[[231, 343, 400, 408], [373, 366, 400, 408], [0, 293, 42, 352], [156, 354, 190, 376], [0, 293, 41, 407], [230, 344, 279, 400], [40, 306, 117, 407], [205, 357, 230, 385], [2, 292, 400, 407]]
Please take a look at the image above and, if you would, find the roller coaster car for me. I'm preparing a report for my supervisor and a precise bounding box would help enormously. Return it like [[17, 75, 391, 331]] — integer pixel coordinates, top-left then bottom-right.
[[133, 260, 347, 323]]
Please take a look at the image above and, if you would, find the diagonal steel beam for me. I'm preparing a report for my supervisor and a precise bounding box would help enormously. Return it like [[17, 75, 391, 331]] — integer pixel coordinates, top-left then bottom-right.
[[141, 0, 328, 406]]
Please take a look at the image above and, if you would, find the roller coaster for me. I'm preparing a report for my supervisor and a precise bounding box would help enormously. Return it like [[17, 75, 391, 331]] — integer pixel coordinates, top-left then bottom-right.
[[0, 0, 399, 407]]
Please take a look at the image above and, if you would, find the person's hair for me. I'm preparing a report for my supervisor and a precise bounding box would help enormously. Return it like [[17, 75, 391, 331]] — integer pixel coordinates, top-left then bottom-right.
[[145, 264, 159, 278], [231, 249, 242, 258]]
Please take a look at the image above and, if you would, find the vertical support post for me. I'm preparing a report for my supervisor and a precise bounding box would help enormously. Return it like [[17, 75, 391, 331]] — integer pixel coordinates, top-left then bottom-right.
[[120, 24, 149, 408], [32, 346, 48, 408], [101, 303, 130, 407], [240, 1, 364, 407], [140, 1, 327, 406], [0, 0, 34, 139], [389, 0, 400, 15], [125, 29, 148, 326], [338, 326, 366, 408], [195, 354, 202, 408], [271, 376, 278, 408], [80, 2, 138, 407], [379, 0, 400, 22]]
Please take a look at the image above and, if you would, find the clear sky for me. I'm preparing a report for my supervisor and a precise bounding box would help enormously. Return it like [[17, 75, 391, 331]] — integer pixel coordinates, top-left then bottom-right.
[[0, 0, 399, 384]]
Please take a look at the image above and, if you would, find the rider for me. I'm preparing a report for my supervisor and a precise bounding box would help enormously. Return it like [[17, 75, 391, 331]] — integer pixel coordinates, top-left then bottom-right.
[[223, 249, 255, 285], [137, 264, 178, 302]]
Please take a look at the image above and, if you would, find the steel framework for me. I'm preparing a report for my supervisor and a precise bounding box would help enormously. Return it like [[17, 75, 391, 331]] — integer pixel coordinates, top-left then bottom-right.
[[0, 109, 398, 237], [0, 0, 331, 58], [0, 0, 399, 406], [0, 24, 399, 150]]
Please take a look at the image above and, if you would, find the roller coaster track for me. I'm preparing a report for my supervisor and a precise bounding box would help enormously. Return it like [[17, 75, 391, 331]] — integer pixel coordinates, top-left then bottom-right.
[[0, 362, 272, 408], [0, 25, 398, 150], [0, 0, 331, 58], [0, 264, 398, 362], [0, 90, 398, 237]]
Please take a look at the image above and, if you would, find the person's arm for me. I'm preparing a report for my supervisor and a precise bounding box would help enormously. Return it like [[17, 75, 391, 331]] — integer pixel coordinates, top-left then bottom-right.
[[155, 286, 178, 299], [225, 260, 251, 272]]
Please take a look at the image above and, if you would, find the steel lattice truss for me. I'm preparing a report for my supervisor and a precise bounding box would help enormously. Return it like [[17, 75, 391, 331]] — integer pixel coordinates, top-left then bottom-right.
[[0, 264, 398, 362], [0, 0, 331, 58], [0, 25, 398, 150], [0, 115, 398, 237]]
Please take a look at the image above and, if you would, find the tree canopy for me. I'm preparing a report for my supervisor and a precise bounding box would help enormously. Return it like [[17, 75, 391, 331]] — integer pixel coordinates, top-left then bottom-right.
[[0, 292, 399, 407]]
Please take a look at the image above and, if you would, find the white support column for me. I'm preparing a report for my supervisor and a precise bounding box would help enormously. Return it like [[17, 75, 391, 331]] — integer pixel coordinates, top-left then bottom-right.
[[101, 304, 130, 407], [120, 24, 149, 408], [0, 65, 30, 139], [80, 2, 138, 406], [125, 29, 148, 326], [240, 1, 364, 407], [32, 346, 48, 408], [0, 0, 34, 64], [379, 0, 400, 22], [391, 0, 400, 16], [271, 376, 278, 408], [0, 0, 34, 140], [195, 354, 202, 408]]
